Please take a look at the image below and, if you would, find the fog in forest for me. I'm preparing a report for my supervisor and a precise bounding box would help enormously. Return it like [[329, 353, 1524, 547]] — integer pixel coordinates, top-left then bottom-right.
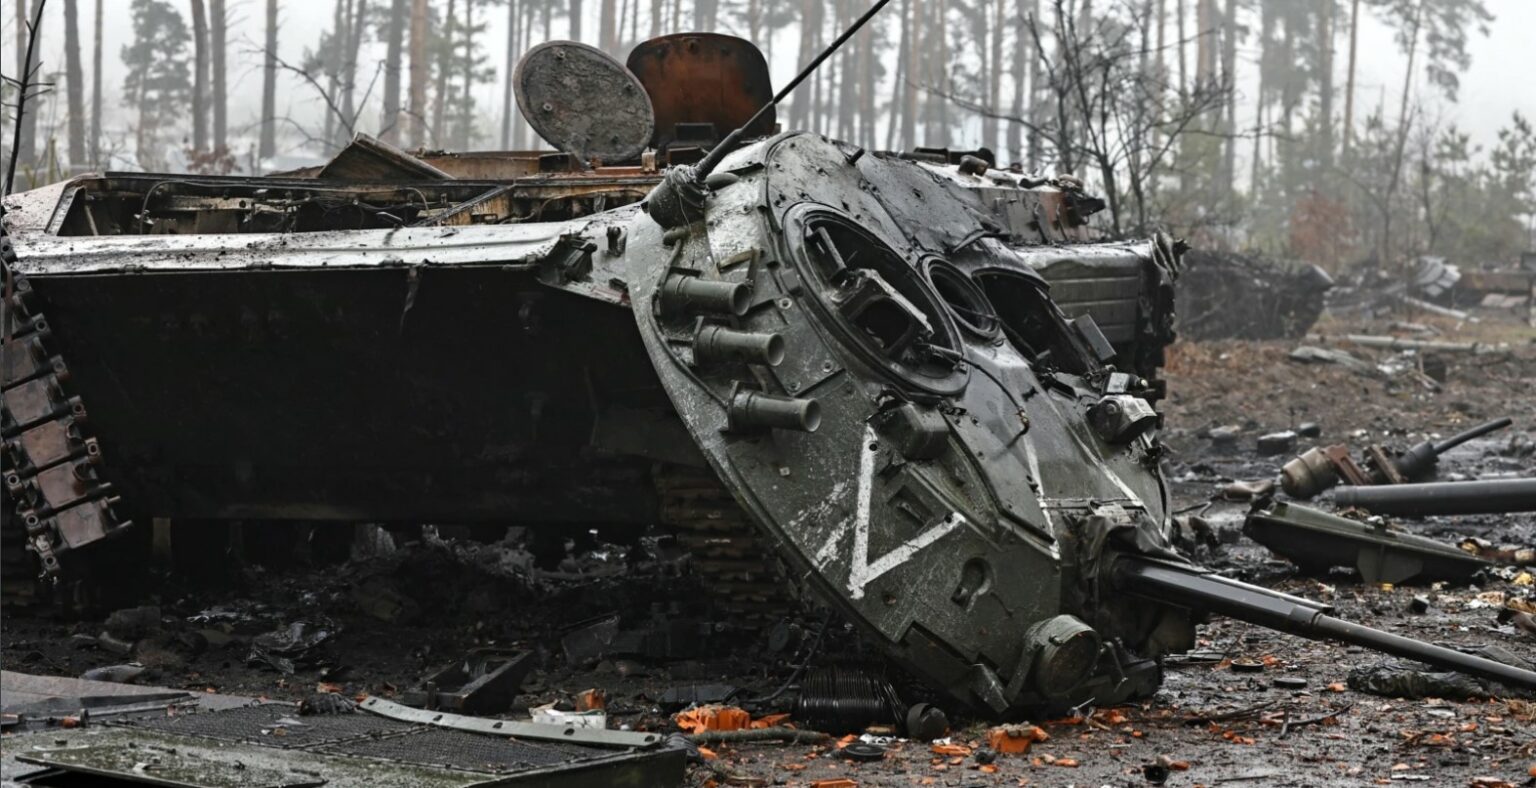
[[3, 0, 1533, 266]]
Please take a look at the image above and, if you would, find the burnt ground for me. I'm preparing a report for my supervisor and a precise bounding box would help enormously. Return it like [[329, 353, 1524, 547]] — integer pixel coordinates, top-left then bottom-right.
[[3, 310, 1535, 787]]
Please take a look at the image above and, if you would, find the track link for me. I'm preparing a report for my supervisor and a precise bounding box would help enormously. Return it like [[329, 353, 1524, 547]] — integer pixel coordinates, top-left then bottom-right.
[[2, 219, 131, 605]]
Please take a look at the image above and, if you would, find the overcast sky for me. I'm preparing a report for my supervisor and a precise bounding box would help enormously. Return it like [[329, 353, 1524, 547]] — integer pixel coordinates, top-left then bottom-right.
[[6, 0, 1534, 164]]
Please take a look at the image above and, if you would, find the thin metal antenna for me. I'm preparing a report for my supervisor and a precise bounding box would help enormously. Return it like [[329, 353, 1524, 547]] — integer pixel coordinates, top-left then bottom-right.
[[695, 0, 893, 180], [5, 0, 49, 197]]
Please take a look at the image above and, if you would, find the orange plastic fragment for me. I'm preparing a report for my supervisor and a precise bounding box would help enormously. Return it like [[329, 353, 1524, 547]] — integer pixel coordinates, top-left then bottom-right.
[[1054, 758, 1080, 767], [987, 724, 1050, 754], [1326, 682, 1347, 693], [673, 705, 751, 733], [931, 743, 972, 756], [575, 688, 606, 711], [810, 780, 857, 788], [979, 764, 999, 773], [1096, 709, 1129, 726], [750, 712, 791, 729]]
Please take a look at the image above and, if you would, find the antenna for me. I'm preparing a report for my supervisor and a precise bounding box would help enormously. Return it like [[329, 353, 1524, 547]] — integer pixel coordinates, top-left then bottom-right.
[[645, 0, 893, 229]]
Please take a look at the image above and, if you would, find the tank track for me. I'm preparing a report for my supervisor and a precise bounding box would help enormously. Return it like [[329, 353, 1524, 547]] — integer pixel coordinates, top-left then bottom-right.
[[653, 464, 799, 620], [2, 220, 132, 605]]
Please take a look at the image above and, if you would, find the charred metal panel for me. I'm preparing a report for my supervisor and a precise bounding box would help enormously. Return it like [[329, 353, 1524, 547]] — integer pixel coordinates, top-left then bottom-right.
[[18, 265, 670, 523], [627, 33, 776, 152], [318, 133, 456, 181]]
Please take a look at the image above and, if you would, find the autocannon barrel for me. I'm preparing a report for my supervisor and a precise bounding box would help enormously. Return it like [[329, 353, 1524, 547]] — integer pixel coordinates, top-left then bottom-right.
[[1112, 557, 1536, 691], [1334, 478, 1536, 516]]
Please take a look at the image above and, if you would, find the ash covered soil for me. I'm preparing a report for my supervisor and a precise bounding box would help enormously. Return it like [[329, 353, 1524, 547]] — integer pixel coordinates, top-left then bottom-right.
[[4, 313, 1535, 787]]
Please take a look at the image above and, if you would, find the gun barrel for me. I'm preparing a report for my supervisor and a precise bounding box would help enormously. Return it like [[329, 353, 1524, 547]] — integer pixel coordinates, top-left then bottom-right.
[[1335, 478, 1536, 516], [1113, 557, 1536, 691]]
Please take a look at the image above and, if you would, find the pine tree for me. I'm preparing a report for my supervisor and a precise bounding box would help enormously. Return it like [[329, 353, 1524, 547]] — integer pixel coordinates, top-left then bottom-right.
[[122, 0, 194, 170]]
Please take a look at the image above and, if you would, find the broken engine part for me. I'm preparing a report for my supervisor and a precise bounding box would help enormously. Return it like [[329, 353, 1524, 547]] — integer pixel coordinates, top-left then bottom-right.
[[1280, 417, 1514, 499]]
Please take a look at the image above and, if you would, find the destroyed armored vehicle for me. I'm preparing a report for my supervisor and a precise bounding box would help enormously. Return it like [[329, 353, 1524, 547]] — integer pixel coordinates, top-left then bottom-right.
[[4, 34, 1533, 717]]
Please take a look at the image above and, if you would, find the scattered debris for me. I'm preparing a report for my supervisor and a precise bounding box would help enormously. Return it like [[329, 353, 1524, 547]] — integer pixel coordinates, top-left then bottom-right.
[[402, 648, 533, 714], [1347, 661, 1531, 700], [246, 618, 337, 675], [1256, 430, 1297, 456], [1280, 417, 1513, 499], [1176, 250, 1333, 340], [986, 723, 1049, 754]]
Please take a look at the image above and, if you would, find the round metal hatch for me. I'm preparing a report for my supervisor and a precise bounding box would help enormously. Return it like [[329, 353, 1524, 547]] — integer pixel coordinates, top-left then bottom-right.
[[514, 41, 655, 165], [626, 33, 775, 151]]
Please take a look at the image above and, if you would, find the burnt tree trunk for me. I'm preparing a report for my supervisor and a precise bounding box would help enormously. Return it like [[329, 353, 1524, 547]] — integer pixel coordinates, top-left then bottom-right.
[[323, 0, 345, 147], [339, 0, 367, 148], [383, 0, 408, 142], [600, 0, 616, 52], [501, 0, 519, 148], [458, 0, 474, 149], [408, 0, 428, 147], [211, 0, 227, 151], [260, 0, 279, 159], [64, 0, 86, 168], [1341, 0, 1360, 156], [984, 0, 1002, 153], [91, 0, 102, 167], [1219, 0, 1238, 200], [191, 0, 210, 154], [432, 0, 456, 144], [1318, 0, 1335, 169]]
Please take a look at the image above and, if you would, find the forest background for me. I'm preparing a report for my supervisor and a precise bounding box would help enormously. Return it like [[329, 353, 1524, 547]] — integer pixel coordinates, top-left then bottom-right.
[[3, 0, 1533, 268]]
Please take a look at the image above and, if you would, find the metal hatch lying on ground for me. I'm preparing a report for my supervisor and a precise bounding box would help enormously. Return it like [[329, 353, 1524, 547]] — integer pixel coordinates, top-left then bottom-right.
[[1244, 502, 1493, 584]]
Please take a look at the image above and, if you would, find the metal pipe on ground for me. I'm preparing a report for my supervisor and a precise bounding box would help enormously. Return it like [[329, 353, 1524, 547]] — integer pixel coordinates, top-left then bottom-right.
[[1334, 479, 1536, 516], [1113, 557, 1536, 691], [1305, 333, 1507, 354]]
